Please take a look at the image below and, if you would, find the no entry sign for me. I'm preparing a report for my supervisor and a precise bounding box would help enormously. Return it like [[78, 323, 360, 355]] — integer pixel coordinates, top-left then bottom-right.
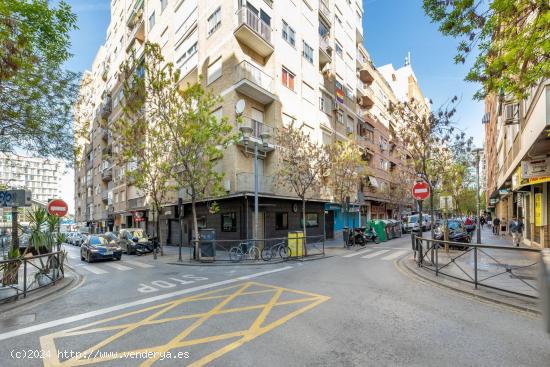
[[412, 181, 430, 201], [48, 199, 68, 217]]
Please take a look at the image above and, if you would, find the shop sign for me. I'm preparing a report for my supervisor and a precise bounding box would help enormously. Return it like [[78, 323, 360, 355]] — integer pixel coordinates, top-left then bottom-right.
[[499, 188, 511, 195], [325, 204, 340, 211], [521, 158, 550, 179], [535, 193, 542, 226], [528, 176, 550, 185]]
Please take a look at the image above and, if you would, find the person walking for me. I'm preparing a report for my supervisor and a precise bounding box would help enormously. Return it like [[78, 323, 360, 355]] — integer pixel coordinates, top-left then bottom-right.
[[510, 217, 524, 247], [493, 217, 501, 235]]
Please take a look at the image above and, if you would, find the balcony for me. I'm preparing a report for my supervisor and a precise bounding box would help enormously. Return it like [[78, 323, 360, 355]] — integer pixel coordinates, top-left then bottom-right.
[[100, 97, 112, 120], [127, 0, 144, 28], [236, 172, 275, 194], [359, 65, 375, 85], [234, 7, 274, 57], [358, 87, 374, 109], [234, 61, 275, 104], [129, 11, 145, 43], [319, 35, 332, 67], [101, 191, 108, 202], [237, 116, 276, 155], [102, 166, 113, 182], [319, 1, 331, 26]]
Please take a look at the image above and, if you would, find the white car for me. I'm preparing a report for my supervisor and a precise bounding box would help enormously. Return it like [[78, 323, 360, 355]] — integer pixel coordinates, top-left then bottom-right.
[[404, 214, 432, 233]]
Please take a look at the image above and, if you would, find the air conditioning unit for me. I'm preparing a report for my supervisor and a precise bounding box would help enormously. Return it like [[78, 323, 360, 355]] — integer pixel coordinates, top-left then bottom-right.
[[503, 103, 519, 125]]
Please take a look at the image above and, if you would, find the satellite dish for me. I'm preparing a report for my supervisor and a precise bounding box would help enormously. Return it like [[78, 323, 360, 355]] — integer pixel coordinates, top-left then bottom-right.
[[235, 99, 246, 115]]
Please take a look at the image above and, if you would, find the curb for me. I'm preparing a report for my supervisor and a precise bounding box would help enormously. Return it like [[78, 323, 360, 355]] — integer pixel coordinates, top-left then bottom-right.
[[396, 256, 540, 316], [0, 265, 83, 315], [166, 254, 332, 267]]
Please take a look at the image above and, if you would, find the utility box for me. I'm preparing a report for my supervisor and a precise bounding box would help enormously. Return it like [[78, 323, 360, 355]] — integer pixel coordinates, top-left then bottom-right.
[[288, 231, 304, 257], [199, 228, 216, 261]]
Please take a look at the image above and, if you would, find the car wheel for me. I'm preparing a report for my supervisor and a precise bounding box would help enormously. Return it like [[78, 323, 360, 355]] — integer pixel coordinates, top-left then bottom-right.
[[81, 252, 85, 261], [87, 252, 93, 263]]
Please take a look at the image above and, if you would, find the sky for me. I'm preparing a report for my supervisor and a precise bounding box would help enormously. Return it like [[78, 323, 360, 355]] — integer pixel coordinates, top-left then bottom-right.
[[60, 0, 485, 213]]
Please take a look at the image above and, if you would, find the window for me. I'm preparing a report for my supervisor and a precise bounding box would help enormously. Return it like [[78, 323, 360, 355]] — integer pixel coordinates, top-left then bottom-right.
[[335, 41, 343, 57], [336, 110, 344, 124], [221, 212, 237, 232], [149, 12, 155, 29], [302, 82, 314, 104], [303, 41, 313, 63], [281, 67, 295, 91], [207, 7, 221, 36], [275, 212, 288, 230], [301, 213, 319, 228], [207, 57, 222, 84], [319, 92, 332, 113], [282, 21, 295, 46], [161, 0, 168, 12]]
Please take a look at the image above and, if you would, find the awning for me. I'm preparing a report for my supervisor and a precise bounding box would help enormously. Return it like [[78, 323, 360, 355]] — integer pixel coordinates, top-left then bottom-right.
[[368, 176, 379, 188]]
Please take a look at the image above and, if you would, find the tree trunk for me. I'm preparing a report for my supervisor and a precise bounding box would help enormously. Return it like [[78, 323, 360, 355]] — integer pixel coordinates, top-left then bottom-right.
[[429, 190, 435, 239], [302, 198, 307, 257], [155, 205, 163, 256], [191, 196, 199, 260]]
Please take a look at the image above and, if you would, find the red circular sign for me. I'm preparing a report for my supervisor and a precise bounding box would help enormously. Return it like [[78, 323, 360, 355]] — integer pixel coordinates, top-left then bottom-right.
[[47, 199, 68, 217], [412, 181, 430, 201]]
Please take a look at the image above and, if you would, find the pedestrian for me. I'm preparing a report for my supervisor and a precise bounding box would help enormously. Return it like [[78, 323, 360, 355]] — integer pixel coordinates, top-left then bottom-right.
[[493, 217, 501, 235], [510, 217, 524, 247], [480, 216, 486, 228]]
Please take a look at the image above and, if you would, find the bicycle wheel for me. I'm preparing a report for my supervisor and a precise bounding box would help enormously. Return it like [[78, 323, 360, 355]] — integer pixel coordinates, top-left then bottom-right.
[[248, 246, 260, 260], [261, 246, 273, 261], [229, 247, 243, 262], [279, 245, 291, 259]]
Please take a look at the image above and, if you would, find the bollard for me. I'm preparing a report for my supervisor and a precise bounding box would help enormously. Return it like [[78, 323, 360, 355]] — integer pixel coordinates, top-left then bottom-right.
[[541, 249, 550, 334]]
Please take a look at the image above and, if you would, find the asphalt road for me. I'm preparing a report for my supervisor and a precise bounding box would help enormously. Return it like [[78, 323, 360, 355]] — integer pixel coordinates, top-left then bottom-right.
[[0, 238, 549, 367]]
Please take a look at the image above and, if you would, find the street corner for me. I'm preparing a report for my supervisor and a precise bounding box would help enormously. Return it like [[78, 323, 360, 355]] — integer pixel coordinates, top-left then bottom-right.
[[38, 282, 330, 367]]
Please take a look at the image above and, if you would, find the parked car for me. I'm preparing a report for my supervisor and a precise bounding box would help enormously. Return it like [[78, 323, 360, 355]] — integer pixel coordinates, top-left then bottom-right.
[[434, 219, 472, 248], [103, 232, 118, 244], [80, 235, 122, 263], [116, 228, 153, 255], [71, 232, 86, 246]]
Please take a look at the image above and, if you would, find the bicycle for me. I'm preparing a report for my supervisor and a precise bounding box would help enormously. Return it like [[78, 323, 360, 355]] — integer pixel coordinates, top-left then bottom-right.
[[261, 241, 292, 261], [229, 241, 261, 262]]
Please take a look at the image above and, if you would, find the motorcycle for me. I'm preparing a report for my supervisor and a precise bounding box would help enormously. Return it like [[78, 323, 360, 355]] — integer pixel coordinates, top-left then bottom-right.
[[348, 227, 380, 246], [364, 227, 380, 244]]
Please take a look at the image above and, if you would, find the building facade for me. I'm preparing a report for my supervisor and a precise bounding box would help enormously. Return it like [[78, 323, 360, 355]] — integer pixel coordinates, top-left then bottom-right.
[[484, 80, 550, 248], [75, 0, 417, 244]]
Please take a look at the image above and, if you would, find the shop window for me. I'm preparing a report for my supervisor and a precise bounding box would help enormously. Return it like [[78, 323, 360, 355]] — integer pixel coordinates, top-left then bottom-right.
[[301, 213, 319, 228], [275, 212, 288, 230], [221, 212, 237, 232]]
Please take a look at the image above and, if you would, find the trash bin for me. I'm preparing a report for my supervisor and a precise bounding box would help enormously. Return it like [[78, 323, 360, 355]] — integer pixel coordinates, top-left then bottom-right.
[[288, 231, 304, 257], [199, 228, 216, 261], [393, 220, 402, 238], [373, 220, 387, 242], [383, 220, 394, 240]]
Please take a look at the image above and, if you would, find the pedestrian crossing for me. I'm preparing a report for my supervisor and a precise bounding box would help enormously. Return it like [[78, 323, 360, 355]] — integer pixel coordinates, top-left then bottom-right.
[[64, 250, 155, 276], [341, 248, 409, 261]]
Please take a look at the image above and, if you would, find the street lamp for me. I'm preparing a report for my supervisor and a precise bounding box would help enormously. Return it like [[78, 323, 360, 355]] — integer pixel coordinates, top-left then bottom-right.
[[472, 147, 484, 244], [239, 123, 270, 240]]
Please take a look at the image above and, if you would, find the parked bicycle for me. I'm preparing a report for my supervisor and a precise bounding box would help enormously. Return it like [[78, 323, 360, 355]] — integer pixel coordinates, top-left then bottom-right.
[[229, 241, 261, 262], [261, 241, 291, 261]]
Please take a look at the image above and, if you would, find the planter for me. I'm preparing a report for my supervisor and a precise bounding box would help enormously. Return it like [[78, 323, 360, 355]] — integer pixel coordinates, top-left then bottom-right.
[[0, 285, 17, 300], [36, 273, 52, 287]]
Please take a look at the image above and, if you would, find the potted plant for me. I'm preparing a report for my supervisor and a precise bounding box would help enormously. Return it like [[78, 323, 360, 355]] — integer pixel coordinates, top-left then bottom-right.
[[0, 246, 21, 299]]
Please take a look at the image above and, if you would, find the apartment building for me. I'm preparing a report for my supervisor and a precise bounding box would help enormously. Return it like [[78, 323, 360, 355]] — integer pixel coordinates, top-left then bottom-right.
[[484, 80, 550, 248]]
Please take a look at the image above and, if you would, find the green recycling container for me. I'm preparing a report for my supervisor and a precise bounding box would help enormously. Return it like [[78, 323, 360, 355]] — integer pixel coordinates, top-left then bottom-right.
[[373, 220, 387, 242]]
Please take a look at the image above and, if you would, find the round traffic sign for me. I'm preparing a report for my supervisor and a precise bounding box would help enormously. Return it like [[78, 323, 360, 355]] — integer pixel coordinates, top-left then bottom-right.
[[48, 199, 68, 217], [412, 181, 430, 201]]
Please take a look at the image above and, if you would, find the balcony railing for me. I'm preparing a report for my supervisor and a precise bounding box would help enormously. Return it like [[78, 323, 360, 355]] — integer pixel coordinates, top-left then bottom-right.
[[236, 172, 275, 193], [236, 7, 272, 45], [319, 1, 331, 22], [235, 61, 273, 94], [239, 116, 275, 139]]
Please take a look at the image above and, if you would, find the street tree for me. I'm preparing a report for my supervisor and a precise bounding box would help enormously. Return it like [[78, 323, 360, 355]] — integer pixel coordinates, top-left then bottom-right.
[[131, 43, 236, 259], [0, 0, 78, 162], [389, 97, 473, 237], [326, 140, 367, 229], [423, 0, 550, 100], [110, 47, 177, 256], [275, 121, 331, 241]]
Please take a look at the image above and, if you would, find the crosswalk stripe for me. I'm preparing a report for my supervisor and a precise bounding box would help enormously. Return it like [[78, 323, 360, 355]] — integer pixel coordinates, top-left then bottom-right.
[[104, 263, 132, 271], [381, 250, 408, 260], [342, 249, 373, 258], [124, 260, 154, 268], [80, 265, 108, 274], [361, 250, 391, 259]]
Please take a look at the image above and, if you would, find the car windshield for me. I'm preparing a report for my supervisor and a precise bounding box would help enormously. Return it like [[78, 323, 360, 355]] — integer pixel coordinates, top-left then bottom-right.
[[448, 221, 461, 230], [89, 236, 109, 246], [130, 230, 145, 239], [408, 216, 418, 223]]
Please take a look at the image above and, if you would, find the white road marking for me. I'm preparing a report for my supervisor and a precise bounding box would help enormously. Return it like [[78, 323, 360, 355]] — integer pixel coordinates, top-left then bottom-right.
[[80, 265, 108, 275], [381, 250, 409, 261], [361, 250, 391, 259], [124, 260, 154, 268], [0, 266, 293, 341], [342, 249, 373, 258], [104, 263, 132, 271]]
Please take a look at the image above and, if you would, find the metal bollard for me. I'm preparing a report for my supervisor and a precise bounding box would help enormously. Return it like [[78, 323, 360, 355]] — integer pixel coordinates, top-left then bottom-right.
[[541, 249, 550, 334]]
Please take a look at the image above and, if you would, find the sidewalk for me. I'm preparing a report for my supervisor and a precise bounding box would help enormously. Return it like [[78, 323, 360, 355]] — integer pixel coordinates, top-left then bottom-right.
[[403, 227, 542, 313]]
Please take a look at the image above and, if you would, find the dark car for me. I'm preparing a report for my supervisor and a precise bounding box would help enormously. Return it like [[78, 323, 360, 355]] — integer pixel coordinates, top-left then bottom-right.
[[116, 228, 152, 255], [80, 235, 122, 263], [434, 220, 471, 248]]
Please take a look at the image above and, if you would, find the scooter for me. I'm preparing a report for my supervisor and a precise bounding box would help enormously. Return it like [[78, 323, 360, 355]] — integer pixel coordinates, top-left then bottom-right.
[[364, 227, 380, 244]]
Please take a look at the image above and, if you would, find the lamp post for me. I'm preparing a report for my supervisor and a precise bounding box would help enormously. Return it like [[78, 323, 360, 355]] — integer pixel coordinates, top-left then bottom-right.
[[239, 122, 270, 240], [472, 147, 483, 244]]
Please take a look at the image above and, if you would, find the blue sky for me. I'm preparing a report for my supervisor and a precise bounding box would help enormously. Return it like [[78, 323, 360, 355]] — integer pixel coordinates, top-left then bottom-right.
[[65, 0, 485, 146]]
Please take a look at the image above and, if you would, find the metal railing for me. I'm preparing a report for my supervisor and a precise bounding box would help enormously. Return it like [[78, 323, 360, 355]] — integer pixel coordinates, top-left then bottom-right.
[[319, 35, 332, 56], [187, 235, 325, 263], [412, 235, 541, 299], [0, 250, 65, 303], [236, 7, 272, 44], [235, 60, 273, 93], [239, 116, 274, 139], [319, 1, 330, 20]]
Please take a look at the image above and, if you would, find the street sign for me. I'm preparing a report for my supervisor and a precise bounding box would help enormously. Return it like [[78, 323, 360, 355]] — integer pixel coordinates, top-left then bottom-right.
[[0, 190, 32, 207], [412, 181, 430, 201], [47, 199, 68, 217]]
